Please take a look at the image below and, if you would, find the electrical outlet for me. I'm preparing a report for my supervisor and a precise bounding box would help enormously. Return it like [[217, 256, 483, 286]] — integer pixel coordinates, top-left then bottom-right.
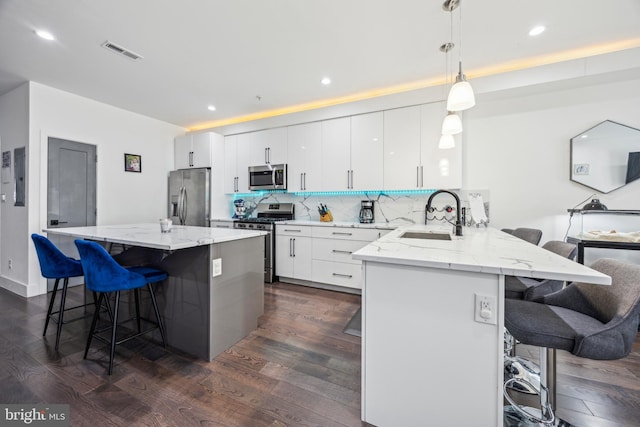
[[212, 258, 222, 277], [474, 293, 497, 325]]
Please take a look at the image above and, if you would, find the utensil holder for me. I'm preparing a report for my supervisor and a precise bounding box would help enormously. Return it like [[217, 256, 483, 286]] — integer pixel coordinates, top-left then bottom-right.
[[320, 211, 333, 222]]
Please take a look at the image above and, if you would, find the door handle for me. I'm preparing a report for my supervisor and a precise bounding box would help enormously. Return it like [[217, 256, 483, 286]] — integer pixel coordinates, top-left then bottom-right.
[[332, 273, 353, 278], [332, 249, 353, 254], [292, 238, 296, 257]]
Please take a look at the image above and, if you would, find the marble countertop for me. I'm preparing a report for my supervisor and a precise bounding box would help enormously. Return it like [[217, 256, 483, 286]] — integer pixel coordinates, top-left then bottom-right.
[[276, 220, 398, 229], [353, 225, 611, 285], [44, 223, 267, 251]]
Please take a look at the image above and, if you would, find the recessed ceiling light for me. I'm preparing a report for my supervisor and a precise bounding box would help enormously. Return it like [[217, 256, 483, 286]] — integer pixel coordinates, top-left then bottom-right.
[[529, 26, 546, 37], [321, 77, 331, 85], [207, 105, 216, 111], [35, 30, 55, 41]]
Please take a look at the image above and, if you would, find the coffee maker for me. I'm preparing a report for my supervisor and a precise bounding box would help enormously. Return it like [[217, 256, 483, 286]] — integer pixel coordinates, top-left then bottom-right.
[[359, 200, 374, 223]]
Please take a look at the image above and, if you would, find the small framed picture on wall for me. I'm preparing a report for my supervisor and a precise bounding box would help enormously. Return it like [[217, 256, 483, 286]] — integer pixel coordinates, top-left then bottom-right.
[[124, 153, 141, 173]]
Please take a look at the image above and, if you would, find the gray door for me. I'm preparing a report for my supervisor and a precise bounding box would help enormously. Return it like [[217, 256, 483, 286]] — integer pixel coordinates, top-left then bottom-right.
[[47, 137, 97, 289]]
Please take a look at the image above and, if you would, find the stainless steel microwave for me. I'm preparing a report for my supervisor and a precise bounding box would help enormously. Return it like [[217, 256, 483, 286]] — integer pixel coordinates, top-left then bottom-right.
[[248, 164, 287, 191]]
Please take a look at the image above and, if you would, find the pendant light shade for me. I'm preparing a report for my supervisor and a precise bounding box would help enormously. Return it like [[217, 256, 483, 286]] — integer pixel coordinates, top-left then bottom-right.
[[438, 133, 455, 149], [442, 111, 462, 135], [447, 62, 475, 111]]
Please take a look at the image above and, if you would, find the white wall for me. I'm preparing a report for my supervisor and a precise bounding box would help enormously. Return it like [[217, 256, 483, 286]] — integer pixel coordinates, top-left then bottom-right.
[[464, 76, 640, 243], [0, 82, 185, 297], [0, 83, 29, 295]]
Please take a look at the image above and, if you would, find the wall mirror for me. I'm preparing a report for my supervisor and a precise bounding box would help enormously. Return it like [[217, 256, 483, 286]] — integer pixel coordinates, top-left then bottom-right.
[[570, 120, 640, 193]]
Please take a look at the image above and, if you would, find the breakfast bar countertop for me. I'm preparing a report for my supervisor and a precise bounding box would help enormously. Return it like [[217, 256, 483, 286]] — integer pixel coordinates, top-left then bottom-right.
[[353, 225, 611, 285], [43, 223, 267, 251]]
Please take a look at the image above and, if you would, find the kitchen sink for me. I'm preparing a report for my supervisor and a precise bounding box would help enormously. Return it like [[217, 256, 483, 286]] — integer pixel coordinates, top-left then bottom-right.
[[399, 231, 452, 240]]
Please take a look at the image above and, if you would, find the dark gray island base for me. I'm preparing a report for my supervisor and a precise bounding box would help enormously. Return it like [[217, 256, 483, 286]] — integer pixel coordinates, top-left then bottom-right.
[[44, 224, 266, 361]]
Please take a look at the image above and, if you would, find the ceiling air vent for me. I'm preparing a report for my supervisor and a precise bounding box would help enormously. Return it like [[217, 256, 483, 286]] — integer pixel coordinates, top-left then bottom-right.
[[101, 41, 143, 61]]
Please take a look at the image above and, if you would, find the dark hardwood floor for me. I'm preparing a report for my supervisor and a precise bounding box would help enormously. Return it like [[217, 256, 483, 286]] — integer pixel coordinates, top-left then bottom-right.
[[0, 282, 638, 426]]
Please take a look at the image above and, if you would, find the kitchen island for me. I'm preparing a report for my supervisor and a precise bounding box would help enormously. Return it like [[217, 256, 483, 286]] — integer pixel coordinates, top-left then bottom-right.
[[44, 223, 267, 361], [353, 225, 610, 427]]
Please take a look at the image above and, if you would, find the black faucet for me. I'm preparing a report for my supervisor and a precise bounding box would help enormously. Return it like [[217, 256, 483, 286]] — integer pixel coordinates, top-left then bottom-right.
[[425, 189, 463, 236]]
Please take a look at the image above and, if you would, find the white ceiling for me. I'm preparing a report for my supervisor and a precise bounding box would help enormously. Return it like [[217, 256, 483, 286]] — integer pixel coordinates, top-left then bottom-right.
[[0, 0, 638, 130]]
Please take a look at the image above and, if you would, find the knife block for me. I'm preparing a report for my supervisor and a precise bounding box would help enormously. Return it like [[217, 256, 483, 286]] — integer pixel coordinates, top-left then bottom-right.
[[320, 210, 333, 222]]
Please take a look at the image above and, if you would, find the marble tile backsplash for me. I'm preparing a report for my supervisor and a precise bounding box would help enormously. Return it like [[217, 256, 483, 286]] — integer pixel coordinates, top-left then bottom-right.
[[223, 189, 490, 227]]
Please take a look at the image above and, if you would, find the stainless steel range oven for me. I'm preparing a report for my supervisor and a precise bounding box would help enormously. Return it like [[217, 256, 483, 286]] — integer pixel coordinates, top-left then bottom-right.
[[233, 202, 295, 283]]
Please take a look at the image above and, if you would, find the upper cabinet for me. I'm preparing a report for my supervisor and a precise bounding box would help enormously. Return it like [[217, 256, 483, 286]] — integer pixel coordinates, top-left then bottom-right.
[[351, 112, 384, 190], [250, 127, 288, 166], [383, 106, 422, 190], [224, 134, 252, 193], [288, 122, 322, 192], [321, 117, 352, 191], [221, 102, 461, 194], [382, 104, 462, 190], [321, 113, 384, 191], [175, 132, 216, 169]]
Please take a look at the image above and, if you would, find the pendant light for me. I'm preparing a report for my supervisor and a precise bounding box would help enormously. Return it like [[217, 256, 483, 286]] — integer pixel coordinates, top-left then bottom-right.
[[442, 112, 462, 135], [438, 134, 455, 149], [444, 0, 475, 112]]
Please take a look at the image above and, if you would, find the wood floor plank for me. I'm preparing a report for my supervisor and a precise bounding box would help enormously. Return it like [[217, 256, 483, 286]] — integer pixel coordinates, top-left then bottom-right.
[[1, 284, 638, 427]]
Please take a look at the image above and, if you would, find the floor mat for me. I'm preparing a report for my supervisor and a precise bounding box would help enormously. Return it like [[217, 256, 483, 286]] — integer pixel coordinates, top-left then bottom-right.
[[343, 307, 361, 337]]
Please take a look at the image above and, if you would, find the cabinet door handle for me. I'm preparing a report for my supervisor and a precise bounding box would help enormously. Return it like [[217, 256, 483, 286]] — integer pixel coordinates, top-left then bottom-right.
[[300, 173, 304, 191], [347, 170, 350, 189], [303, 172, 306, 190], [417, 166, 420, 188], [332, 232, 352, 236], [215, 225, 231, 228], [292, 238, 296, 257], [284, 229, 302, 232], [289, 238, 293, 256], [332, 273, 353, 278], [420, 165, 424, 188], [350, 170, 354, 189], [268, 147, 271, 163], [332, 249, 353, 254]]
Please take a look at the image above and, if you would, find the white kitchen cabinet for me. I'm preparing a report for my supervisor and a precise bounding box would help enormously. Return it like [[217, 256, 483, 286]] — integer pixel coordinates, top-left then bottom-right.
[[320, 114, 383, 192], [383, 106, 422, 190], [250, 127, 288, 166], [320, 117, 351, 191], [276, 225, 312, 281], [224, 134, 252, 193], [175, 132, 216, 169], [420, 103, 462, 189], [311, 226, 391, 289], [350, 112, 384, 190], [382, 103, 462, 191], [224, 135, 238, 193], [287, 122, 322, 192]]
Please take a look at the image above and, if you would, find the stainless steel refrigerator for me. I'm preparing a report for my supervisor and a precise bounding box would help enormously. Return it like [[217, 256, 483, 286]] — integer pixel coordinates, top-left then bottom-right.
[[168, 168, 211, 226]]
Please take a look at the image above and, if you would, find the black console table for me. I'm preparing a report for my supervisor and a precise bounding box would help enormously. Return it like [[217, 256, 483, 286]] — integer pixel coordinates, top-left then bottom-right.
[[566, 209, 640, 264], [566, 236, 640, 264]]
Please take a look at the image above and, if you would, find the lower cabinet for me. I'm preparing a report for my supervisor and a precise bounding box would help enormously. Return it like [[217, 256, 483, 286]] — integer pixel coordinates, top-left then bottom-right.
[[276, 224, 392, 290], [275, 225, 312, 281], [311, 227, 391, 290]]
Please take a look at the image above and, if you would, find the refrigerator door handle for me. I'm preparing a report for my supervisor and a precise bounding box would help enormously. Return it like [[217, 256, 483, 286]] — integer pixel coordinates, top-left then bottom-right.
[[177, 186, 186, 225], [181, 186, 188, 224]]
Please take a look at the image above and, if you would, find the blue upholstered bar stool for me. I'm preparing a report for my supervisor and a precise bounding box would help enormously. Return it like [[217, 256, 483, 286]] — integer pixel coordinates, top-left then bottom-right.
[[32, 234, 88, 351], [75, 239, 168, 375]]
